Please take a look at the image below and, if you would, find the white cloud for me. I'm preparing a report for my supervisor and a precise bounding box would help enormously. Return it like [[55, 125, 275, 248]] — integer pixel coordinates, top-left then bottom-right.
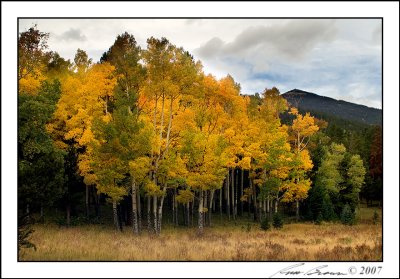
[[56, 28, 87, 42]]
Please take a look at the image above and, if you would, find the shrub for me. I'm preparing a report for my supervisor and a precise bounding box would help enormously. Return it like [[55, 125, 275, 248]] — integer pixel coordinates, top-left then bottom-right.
[[273, 213, 283, 229], [315, 212, 323, 225], [18, 214, 36, 252], [322, 196, 336, 221], [260, 217, 271, 231], [341, 204, 355, 225], [373, 210, 379, 225]]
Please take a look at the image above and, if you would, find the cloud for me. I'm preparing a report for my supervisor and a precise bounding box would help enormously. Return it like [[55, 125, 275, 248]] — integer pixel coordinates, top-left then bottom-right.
[[196, 37, 224, 59], [196, 20, 337, 61], [58, 28, 87, 42]]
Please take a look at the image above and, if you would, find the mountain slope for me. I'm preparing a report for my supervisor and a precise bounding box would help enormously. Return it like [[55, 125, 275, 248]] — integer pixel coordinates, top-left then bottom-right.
[[281, 89, 382, 126]]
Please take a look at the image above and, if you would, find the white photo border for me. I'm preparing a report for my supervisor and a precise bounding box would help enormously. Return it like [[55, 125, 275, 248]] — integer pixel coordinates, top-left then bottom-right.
[[2, 1, 399, 278]]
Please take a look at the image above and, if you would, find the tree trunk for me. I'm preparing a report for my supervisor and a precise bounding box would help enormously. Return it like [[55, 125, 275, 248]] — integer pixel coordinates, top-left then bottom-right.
[[191, 199, 194, 227], [86, 185, 90, 219], [240, 169, 244, 216], [275, 198, 278, 213], [251, 178, 258, 222], [175, 195, 179, 226], [112, 201, 120, 231], [40, 204, 44, 223], [186, 203, 190, 227], [231, 169, 235, 220], [157, 93, 165, 157], [66, 204, 71, 227], [267, 195, 270, 218], [198, 190, 204, 234], [153, 196, 158, 234], [204, 190, 208, 227], [234, 169, 238, 217], [131, 180, 139, 234], [137, 189, 141, 232], [151, 96, 158, 156], [219, 188, 222, 219], [226, 171, 230, 220], [172, 188, 176, 226], [163, 98, 174, 157], [147, 196, 152, 233], [26, 203, 30, 214], [157, 186, 167, 234], [263, 199, 266, 219], [118, 205, 124, 231], [94, 189, 100, 218], [247, 195, 251, 218], [212, 193, 216, 212], [209, 190, 215, 226], [296, 200, 300, 222]]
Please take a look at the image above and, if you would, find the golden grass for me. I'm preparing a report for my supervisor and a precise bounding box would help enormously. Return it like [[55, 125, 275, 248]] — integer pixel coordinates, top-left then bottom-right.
[[19, 220, 382, 261]]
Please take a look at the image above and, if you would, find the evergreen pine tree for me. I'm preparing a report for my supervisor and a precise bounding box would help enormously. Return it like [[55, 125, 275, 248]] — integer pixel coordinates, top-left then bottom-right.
[[341, 204, 355, 225], [322, 195, 336, 221], [315, 212, 323, 225], [273, 213, 283, 229], [260, 217, 271, 231], [373, 210, 379, 225]]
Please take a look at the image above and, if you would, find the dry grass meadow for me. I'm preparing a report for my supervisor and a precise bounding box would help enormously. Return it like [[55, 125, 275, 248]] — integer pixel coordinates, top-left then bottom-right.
[[19, 207, 382, 261]]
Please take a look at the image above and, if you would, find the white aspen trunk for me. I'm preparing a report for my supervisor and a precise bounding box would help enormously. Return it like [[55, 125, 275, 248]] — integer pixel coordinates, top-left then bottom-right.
[[137, 189, 141, 232], [176, 194, 179, 226], [105, 95, 108, 114], [86, 185, 89, 219], [157, 186, 167, 234], [158, 93, 165, 155], [262, 198, 265, 218], [112, 200, 120, 231], [209, 190, 215, 226], [147, 196, 152, 233], [40, 204, 44, 222], [186, 203, 190, 226], [296, 200, 300, 222], [234, 169, 238, 217], [240, 169, 244, 216], [219, 187, 222, 218], [226, 170, 230, 220], [251, 178, 258, 221], [131, 180, 138, 234], [198, 190, 204, 234], [204, 190, 208, 227], [163, 98, 174, 157], [231, 168, 235, 220], [153, 196, 158, 234], [172, 188, 176, 225]]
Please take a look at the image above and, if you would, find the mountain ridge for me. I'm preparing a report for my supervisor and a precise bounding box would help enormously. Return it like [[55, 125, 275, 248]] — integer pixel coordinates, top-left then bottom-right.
[[281, 89, 382, 126]]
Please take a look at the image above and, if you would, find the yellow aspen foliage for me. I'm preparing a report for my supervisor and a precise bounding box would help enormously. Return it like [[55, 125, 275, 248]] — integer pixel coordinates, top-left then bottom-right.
[[176, 189, 195, 204], [281, 178, 312, 203], [19, 72, 45, 95], [49, 62, 118, 187], [289, 107, 319, 152]]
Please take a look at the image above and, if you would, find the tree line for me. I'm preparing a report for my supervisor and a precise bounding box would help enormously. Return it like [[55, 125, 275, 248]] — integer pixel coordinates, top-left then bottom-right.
[[18, 26, 380, 235]]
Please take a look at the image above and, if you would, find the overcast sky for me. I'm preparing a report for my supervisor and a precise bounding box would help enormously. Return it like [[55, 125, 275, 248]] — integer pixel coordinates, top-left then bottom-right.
[[19, 18, 382, 109]]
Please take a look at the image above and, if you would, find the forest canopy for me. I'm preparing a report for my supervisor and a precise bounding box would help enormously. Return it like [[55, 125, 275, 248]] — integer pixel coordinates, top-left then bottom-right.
[[18, 26, 382, 236]]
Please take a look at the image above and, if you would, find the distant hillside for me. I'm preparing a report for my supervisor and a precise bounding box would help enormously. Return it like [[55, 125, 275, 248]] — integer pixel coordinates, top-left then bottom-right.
[[281, 89, 382, 126]]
